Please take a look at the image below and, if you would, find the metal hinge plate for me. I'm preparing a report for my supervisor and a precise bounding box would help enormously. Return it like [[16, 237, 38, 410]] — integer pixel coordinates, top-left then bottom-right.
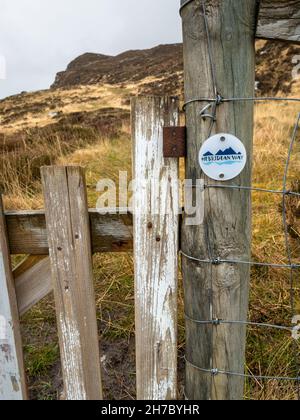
[[163, 126, 186, 158]]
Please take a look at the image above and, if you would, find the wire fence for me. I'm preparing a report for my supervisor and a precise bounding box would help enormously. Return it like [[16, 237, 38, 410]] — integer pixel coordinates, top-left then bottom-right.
[[180, 0, 300, 399]]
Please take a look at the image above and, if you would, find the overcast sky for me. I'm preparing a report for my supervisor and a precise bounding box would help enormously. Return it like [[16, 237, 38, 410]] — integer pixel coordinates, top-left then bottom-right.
[[0, 0, 182, 99]]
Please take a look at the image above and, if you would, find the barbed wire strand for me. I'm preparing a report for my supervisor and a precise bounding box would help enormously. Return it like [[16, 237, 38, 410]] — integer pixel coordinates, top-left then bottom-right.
[[181, 0, 300, 400]]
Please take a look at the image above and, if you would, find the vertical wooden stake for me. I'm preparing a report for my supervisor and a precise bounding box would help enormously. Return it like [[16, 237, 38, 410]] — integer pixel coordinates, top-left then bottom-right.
[[0, 196, 27, 400], [181, 0, 256, 400], [132, 96, 179, 400], [41, 166, 103, 400]]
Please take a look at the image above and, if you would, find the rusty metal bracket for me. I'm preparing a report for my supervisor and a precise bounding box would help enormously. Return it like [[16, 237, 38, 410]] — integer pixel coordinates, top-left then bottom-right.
[[163, 126, 186, 158]]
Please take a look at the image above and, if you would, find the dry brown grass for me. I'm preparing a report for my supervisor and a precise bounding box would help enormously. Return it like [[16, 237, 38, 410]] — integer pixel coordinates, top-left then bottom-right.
[[1, 84, 300, 399], [246, 100, 300, 400], [0, 84, 134, 134], [0, 74, 179, 135]]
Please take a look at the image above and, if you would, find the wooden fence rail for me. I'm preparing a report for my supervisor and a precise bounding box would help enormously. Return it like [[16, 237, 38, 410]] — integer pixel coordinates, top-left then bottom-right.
[[6, 210, 133, 255]]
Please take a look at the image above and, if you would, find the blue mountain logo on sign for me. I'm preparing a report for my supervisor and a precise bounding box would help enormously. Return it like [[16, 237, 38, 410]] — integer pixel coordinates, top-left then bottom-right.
[[202, 147, 244, 166]]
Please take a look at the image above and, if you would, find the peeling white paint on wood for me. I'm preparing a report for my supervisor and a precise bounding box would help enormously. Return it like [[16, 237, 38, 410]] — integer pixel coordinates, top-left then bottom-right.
[[41, 167, 103, 401], [59, 314, 87, 400], [0, 197, 27, 400], [132, 97, 179, 400], [0, 254, 22, 400]]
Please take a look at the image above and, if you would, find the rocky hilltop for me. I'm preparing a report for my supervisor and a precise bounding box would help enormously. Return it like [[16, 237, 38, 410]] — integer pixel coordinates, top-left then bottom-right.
[[52, 44, 184, 96], [52, 41, 300, 96]]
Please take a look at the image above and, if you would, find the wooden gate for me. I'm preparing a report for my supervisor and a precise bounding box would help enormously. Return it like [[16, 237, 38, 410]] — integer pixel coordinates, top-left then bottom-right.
[[0, 97, 180, 400]]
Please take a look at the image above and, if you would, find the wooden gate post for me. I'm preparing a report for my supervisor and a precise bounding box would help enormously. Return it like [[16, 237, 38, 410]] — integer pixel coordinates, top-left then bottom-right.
[[41, 166, 103, 400], [0, 196, 27, 400], [181, 0, 257, 400], [132, 96, 179, 400]]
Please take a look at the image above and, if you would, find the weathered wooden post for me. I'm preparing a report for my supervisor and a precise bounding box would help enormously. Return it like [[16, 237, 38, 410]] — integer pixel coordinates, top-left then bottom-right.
[[132, 96, 179, 400], [41, 166, 103, 400], [0, 196, 27, 400], [180, 0, 299, 401]]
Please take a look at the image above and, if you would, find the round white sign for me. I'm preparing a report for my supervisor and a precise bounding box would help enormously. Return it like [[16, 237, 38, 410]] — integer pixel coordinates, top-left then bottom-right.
[[199, 133, 247, 181]]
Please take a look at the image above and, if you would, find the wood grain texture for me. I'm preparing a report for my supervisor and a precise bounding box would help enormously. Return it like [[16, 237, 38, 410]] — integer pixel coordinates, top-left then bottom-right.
[[41, 166, 103, 400], [6, 210, 133, 255], [132, 96, 179, 400], [181, 0, 255, 400], [181, 0, 300, 43], [13, 256, 51, 317], [257, 0, 300, 43], [6, 210, 48, 255], [0, 196, 27, 400]]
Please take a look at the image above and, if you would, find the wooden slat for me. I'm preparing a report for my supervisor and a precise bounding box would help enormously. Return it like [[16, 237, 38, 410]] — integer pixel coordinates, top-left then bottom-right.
[[0, 196, 27, 400], [257, 0, 300, 43], [41, 166, 103, 401], [13, 256, 51, 317], [6, 210, 133, 255], [13, 255, 46, 279], [132, 96, 179, 400]]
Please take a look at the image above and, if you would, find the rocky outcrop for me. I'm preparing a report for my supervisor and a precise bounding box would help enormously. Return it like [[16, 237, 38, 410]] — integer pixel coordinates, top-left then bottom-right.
[[52, 44, 184, 93], [52, 41, 299, 96]]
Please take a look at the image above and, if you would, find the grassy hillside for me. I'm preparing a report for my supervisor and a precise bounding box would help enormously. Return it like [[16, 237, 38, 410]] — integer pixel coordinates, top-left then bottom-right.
[[1, 54, 300, 399]]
